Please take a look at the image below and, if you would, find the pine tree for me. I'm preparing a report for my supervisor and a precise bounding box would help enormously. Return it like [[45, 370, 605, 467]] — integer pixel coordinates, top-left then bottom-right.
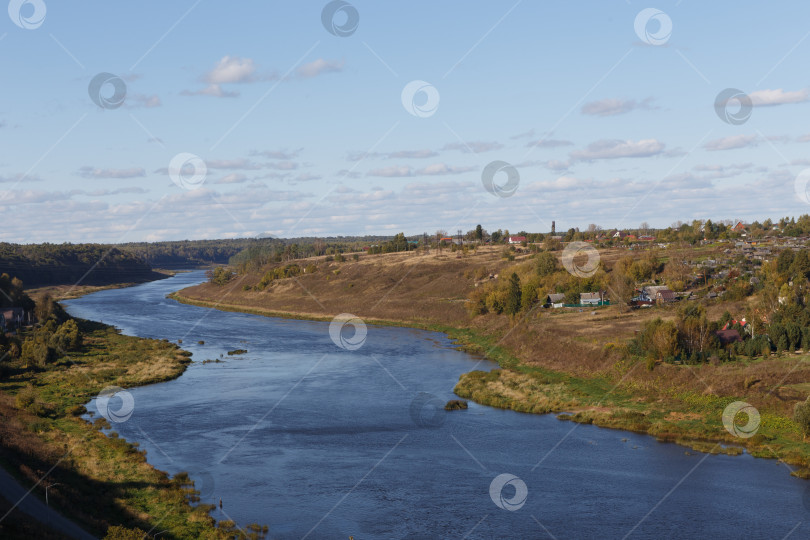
[[504, 273, 522, 315]]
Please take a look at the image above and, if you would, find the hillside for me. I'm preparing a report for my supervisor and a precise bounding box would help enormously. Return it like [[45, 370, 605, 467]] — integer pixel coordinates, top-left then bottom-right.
[[0, 243, 164, 289], [174, 242, 810, 471]]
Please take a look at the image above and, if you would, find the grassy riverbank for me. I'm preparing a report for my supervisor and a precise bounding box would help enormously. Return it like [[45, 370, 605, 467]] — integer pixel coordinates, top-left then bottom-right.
[[170, 247, 810, 477], [27, 269, 179, 301], [0, 318, 264, 539]]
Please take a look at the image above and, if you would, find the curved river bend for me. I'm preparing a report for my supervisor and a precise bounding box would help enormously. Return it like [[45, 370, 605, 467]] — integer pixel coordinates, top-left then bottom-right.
[[65, 272, 810, 539]]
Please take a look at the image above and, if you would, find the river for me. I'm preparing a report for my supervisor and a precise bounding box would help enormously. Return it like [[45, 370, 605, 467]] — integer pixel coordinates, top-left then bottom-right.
[[63, 271, 810, 539]]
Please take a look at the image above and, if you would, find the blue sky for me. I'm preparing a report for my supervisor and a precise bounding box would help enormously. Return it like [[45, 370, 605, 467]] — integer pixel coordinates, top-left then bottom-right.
[[3, 1, 810, 242]]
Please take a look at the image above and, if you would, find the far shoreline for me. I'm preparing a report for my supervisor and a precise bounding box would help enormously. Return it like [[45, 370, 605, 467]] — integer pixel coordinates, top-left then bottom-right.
[[166, 288, 810, 477]]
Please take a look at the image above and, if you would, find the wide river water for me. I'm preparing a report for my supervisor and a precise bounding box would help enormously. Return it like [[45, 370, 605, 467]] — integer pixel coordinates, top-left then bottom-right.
[[64, 271, 810, 539]]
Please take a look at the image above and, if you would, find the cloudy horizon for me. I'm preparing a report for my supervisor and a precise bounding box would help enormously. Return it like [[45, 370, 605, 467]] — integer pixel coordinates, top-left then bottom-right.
[[3, 1, 810, 243]]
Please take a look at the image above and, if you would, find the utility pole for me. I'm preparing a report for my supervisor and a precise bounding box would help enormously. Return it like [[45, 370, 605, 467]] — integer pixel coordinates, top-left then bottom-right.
[[45, 482, 62, 506]]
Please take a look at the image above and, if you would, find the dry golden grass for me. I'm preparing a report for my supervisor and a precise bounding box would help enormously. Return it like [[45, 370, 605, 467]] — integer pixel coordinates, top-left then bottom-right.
[[178, 246, 810, 424]]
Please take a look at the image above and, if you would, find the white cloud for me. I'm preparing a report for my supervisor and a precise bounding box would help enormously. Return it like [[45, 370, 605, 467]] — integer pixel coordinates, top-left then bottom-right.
[[129, 94, 162, 108], [691, 162, 754, 179], [570, 139, 665, 161], [387, 149, 439, 159], [292, 173, 322, 182], [296, 58, 344, 79], [80, 187, 149, 196], [206, 159, 263, 170], [205, 56, 257, 84], [749, 88, 810, 107], [367, 165, 413, 177], [0, 173, 43, 183], [581, 97, 656, 116], [78, 167, 146, 179], [0, 189, 73, 205], [251, 148, 303, 160], [366, 163, 476, 177], [510, 129, 535, 140], [417, 163, 476, 175], [182, 56, 267, 97], [215, 173, 249, 184], [525, 138, 574, 149], [265, 161, 299, 171], [703, 135, 758, 151], [545, 159, 571, 170], [336, 169, 362, 179]]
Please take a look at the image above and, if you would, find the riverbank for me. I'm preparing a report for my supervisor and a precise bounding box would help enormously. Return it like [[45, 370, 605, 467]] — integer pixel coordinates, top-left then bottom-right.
[[170, 256, 810, 478], [26, 269, 180, 301], [0, 316, 261, 539]]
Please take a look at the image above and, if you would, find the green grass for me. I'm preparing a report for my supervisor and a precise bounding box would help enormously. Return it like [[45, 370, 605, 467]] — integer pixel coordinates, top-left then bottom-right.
[[172, 290, 810, 483], [0, 320, 261, 539]]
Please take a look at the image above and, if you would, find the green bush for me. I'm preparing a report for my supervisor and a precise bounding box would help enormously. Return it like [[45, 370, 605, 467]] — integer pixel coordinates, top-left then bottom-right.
[[15, 385, 36, 409], [21, 337, 55, 367], [794, 397, 810, 438]]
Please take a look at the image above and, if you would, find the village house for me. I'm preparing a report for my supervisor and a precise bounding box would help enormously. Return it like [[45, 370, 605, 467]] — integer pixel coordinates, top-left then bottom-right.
[[656, 290, 676, 304], [644, 285, 676, 304], [0, 307, 27, 332], [580, 291, 606, 306], [715, 328, 743, 345], [546, 293, 565, 308], [732, 221, 751, 233], [508, 235, 527, 245]]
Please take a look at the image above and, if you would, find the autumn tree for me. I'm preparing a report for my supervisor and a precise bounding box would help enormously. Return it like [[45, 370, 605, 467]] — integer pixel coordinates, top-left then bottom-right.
[[535, 252, 558, 277], [504, 273, 522, 315], [608, 264, 635, 310], [677, 303, 715, 355]]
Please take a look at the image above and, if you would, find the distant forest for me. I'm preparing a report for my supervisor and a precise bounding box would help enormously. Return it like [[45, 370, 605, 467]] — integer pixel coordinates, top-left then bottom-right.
[[0, 243, 161, 288], [6, 215, 810, 289], [0, 237, 392, 289]]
